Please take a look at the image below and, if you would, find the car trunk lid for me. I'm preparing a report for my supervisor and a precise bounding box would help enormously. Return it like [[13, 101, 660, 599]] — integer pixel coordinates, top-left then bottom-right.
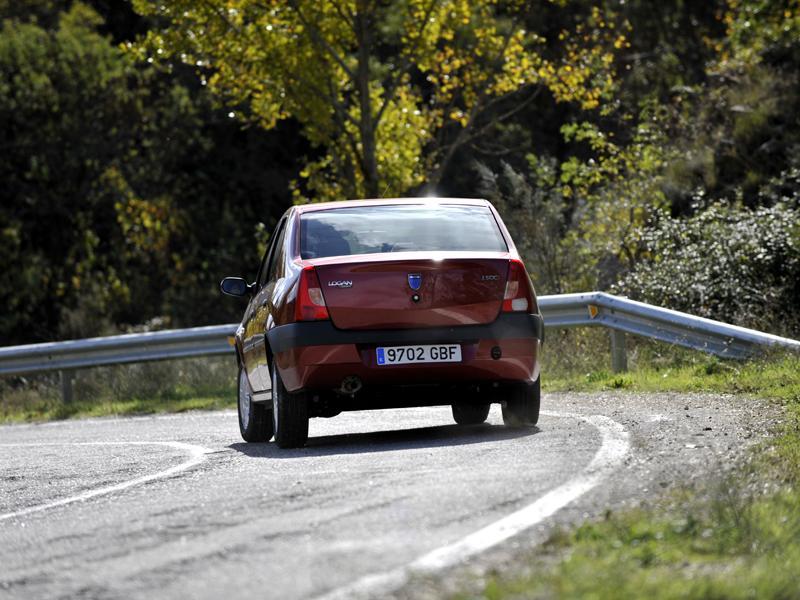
[[313, 256, 509, 330]]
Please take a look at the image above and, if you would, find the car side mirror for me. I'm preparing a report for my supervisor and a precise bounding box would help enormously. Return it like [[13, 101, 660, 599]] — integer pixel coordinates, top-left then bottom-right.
[[220, 277, 253, 297]]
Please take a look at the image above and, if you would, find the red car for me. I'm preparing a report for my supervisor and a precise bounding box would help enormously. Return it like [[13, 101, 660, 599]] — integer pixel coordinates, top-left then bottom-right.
[[221, 198, 543, 448]]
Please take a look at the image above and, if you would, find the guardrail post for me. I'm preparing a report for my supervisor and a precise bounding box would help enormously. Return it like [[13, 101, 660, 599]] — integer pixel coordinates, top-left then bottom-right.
[[59, 370, 75, 404], [610, 330, 628, 373]]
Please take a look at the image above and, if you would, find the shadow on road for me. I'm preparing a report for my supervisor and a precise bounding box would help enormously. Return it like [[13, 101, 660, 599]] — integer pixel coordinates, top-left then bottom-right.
[[228, 423, 540, 458]]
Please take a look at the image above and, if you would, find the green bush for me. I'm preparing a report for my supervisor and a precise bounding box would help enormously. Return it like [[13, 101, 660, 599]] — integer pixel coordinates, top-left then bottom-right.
[[615, 202, 800, 336]]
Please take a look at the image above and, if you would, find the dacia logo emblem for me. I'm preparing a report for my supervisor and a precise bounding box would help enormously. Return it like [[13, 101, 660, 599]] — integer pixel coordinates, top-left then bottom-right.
[[407, 273, 422, 291]]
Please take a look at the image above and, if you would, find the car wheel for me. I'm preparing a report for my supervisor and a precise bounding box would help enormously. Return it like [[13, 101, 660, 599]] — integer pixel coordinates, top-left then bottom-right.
[[452, 402, 491, 425], [238, 366, 274, 442], [271, 362, 309, 448], [502, 376, 541, 427]]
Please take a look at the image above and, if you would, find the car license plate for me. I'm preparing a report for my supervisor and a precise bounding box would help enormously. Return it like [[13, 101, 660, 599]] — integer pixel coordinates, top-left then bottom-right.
[[376, 344, 461, 365]]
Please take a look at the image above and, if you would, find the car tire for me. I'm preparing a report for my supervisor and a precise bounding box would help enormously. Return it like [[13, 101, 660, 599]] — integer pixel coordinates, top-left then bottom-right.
[[271, 362, 309, 448], [452, 402, 491, 425], [238, 366, 274, 443], [502, 376, 541, 427]]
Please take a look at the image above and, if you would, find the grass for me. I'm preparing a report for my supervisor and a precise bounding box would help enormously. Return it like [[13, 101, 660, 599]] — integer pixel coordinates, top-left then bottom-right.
[[461, 335, 800, 600], [545, 352, 800, 402], [0, 394, 233, 423], [0, 356, 236, 423]]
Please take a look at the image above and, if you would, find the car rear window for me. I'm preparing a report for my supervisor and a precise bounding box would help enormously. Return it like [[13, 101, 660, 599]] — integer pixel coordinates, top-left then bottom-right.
[[299, 204, 508, 259]]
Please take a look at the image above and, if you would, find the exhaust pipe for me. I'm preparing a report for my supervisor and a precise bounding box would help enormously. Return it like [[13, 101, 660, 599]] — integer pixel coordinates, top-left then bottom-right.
[[338, 375, 363, 396]]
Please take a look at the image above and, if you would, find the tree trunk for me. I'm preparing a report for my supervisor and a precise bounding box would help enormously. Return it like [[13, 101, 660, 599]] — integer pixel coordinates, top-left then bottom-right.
[[355, 5, 379, 198]]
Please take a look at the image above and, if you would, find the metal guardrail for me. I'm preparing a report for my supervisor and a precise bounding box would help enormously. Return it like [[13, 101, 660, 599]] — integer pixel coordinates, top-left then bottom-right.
[[539, 292, 800, 371], [0, 324, 236, 377], [1, 292, 798, 400], [0, 325, 237, 402]]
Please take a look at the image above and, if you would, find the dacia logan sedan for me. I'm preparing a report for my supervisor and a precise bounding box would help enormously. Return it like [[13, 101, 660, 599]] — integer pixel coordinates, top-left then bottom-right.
[[221, 198, 543, 448]]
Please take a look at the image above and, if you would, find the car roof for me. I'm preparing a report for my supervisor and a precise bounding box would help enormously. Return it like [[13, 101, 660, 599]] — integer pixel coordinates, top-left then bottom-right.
[[293, 197, 491, 214]]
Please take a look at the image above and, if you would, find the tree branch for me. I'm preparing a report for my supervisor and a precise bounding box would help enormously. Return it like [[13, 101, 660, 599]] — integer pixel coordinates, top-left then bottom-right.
[[426, 17, 521, 187], [285, 0, 356, 82], [374, 0, 439, 127], [199, 0, 242, 34], [291, 71, 360, 131], [458, 85, 542, 147], [471, 142, 528, 157], [329, 0, 356, 32]]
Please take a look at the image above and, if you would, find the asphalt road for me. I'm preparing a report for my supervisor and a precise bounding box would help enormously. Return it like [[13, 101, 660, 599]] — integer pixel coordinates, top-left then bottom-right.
[[0, 392, 775, 599]]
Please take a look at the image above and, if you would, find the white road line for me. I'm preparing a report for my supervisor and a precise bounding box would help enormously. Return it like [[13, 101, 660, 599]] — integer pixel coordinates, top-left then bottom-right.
[[0, 441, 212, 522], [316, 410, 630, 600]]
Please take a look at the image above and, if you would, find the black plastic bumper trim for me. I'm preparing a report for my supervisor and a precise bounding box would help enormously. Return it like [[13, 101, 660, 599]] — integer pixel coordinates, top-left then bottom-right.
[[266, 312, 544, 355]]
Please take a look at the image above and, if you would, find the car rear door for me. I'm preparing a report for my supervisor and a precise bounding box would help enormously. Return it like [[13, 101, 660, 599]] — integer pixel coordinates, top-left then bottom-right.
[[242, 216, 287, 391]]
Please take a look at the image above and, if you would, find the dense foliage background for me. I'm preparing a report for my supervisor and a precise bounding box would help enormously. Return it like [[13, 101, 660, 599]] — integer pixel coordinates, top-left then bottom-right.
[[2, 0, 798, 345]]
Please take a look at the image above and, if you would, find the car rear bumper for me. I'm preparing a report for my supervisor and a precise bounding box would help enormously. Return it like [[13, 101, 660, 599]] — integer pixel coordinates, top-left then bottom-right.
[[267, 313, 543, 393]]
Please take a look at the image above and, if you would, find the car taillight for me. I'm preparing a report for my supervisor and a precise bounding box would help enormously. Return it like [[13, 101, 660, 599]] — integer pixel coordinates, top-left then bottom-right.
[[503, 259, 535, 313], [295, 266, 330, 321]]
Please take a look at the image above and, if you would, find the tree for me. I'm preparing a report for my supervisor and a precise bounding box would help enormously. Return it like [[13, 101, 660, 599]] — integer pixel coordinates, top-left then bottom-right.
[[0, 3, 147, 342], [130, 0, 623, 201], [0, 2, 300, 343]]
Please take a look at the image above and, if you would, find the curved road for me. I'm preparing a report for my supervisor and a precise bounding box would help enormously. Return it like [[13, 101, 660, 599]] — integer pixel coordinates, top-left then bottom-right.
[[0, 392, 772, 599]]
